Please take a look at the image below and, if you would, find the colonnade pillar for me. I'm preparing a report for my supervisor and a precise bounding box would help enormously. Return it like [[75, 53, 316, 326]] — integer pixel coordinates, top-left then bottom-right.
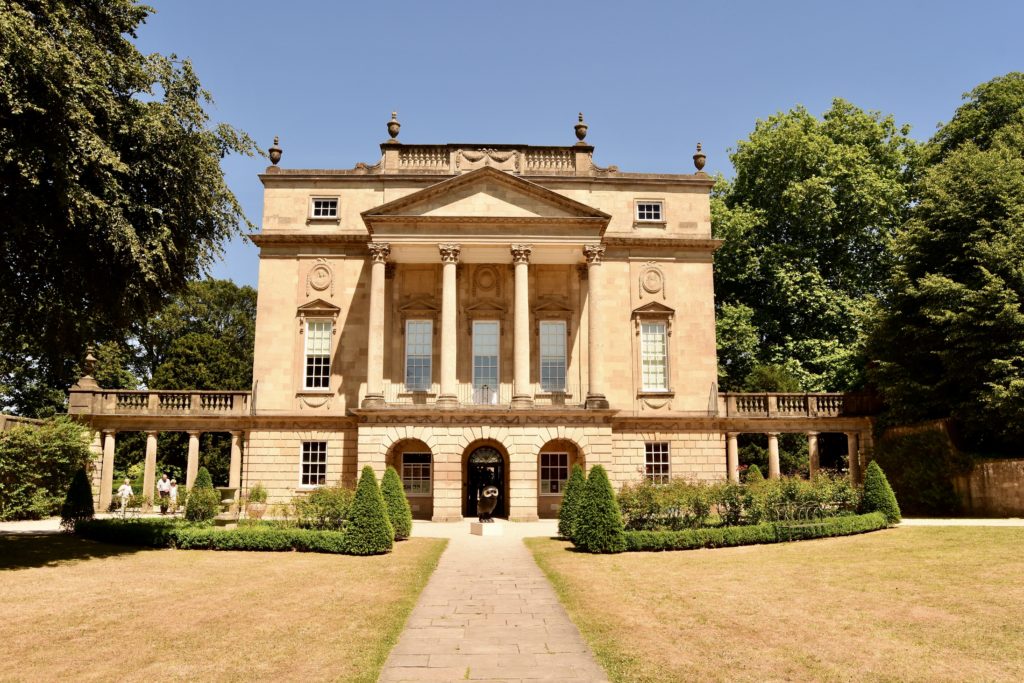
[[767, 432, 781, 479], [186, 430, 200, 490], [438, 243, 461, 408], [846, 431, 861, 484], [726, 432, 739, 483], [511, 244, 532, 408], [229, 431, 242, 490], [99, 430, 116, 510], [142, 430, 158, 510], [363, 242, 390, 408], [584, 244, 608, 409], [808, 431, 820, 479]]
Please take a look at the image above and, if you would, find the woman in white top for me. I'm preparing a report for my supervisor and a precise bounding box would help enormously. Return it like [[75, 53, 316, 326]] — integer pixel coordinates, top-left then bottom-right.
[[116, 478, 133, 515], [169, 480, 178, 513]]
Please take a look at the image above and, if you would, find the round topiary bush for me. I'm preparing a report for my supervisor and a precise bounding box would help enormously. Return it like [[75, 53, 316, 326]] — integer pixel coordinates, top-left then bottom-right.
[[558, 464, 586, 541], [60, 467, 95, 531], [860, 461, 901, 524], [381, 466, 413, 541], [185, 466, 219, 523], [573, 465, 626, 554], [344, 466, 394, 555], [745, 464, 764, 483]]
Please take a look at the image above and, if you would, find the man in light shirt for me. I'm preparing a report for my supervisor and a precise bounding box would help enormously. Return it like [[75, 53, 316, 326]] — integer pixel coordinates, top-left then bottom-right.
[[156, 473, 172, 515], [117, 478, 133, 516]]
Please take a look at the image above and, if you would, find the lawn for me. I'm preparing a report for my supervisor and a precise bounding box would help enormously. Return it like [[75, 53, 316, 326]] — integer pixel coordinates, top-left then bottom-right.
[[527, 527, 1024, 683], [0, 532, 447, 683]]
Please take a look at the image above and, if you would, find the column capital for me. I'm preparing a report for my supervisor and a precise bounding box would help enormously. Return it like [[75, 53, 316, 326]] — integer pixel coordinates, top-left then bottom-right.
[[583, 244, 605, 265], [102, 429, 117, 437], [807, 431, 820, 437], [187, 430, 201, 438], [230, 430, 243, 438], [510, 244, 532, 265], [726, 431, 740, 439], [439, 243, 461, 264], [146, 430, 159, 438], [368, 242, 391, 263], [767, 431, 781, 437]]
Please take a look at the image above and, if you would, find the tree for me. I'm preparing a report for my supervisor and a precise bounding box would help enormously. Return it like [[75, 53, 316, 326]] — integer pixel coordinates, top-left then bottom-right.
[[381, 466, 413, 541], [0, 416, 91, 520], [713, 100, 917, 391], [60, 467, 95, 531], [184, 466, 219, 522], [868, 73, 1024, 452], [343, 466, 393, 555], [860, 461, 901, 524], [558, 464, 586, 541], [572, 465, 626, 554], [0, 1, 257, 416]]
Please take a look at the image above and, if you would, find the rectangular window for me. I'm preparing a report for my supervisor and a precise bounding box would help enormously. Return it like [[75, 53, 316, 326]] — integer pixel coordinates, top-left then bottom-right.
[[405, 320, 433, 391], [472, 320, 499, 404], [539, 321, 567, 392], [645, 442, 670, 483], [402, 453, 431, 495], [301, 441, 327, 487], [641, 321, 668, 391], [311, 198, 338, 218], [636, 201, 663, 222], [304, 320, 332, 390], [540, 452, 569, 494]]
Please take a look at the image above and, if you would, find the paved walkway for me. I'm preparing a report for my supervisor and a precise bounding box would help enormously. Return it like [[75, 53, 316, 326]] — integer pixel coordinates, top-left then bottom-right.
[[379, 519, 608, 683]]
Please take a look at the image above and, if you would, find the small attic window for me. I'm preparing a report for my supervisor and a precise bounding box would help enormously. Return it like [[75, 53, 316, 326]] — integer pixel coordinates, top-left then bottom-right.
[[636, 201, 663, 223], [311, 197, 338, 219]]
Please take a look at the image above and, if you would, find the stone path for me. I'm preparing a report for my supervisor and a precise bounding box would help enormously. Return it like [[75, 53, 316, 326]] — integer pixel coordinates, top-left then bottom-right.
[[379, 519, 608, 683]]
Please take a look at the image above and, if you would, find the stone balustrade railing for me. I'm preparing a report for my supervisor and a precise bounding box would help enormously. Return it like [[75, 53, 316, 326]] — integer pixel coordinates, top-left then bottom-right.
[[375, 381, 583, 408], [718, 392, 880, 418], [68, 390, 251, 417], [384, 144, 598, 176]]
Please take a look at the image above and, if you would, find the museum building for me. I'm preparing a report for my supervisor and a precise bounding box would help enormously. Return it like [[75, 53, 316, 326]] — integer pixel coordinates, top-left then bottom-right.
[[70, 114, 874, 521]]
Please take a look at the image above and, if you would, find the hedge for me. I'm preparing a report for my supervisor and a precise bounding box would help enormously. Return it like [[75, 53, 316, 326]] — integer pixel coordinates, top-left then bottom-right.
[[75, 519, 349, 554], [622, 512, 889, 552]]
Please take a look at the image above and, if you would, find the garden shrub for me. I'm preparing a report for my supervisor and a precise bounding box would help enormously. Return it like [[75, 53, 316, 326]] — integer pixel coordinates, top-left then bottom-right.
[[76, 519, 349, 554], [76, 518, 180, 547], [0, 417, 91, 521], [573, 465, 626, 554], [716, 481, 744, 526], [248, 482, 267, 504], [872, 428, 970, 515], [343, 466, 393, 555], [381, 466, 413, 540], [860, 461, 901, 523], [60, 467, 95, 531], [184, 466, 219, 522], [618, 478, 714, 531], [745, 464, 764, 482], [558, 464, 586, 540], [294, 484, 353, 530]]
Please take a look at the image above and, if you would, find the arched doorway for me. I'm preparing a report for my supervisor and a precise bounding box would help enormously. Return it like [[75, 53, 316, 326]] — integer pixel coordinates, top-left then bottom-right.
[[386, 439, 434, 520], [463, 445, 507, 518], [537, 439, 584, 519]]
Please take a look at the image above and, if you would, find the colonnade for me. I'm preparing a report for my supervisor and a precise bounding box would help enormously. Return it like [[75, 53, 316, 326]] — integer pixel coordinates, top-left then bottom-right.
[[96, 429, 243, 511], [725, 430, 864, 484], [361, 242, 608, 409]]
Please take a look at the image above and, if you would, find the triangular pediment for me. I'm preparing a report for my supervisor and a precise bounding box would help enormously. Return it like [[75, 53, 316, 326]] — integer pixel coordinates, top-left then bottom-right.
[[398, 296, 440, 314], [297, 298, 341, 314], [465, 299, 507, 314], [532, 298, 573, 314], [631, 301, 675, 317], [363, 166, 610, 221]]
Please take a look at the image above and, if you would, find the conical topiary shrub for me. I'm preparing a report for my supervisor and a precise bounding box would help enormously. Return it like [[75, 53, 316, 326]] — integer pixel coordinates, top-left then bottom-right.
[[185, 466, 219, 522], [860, 461, 901, 524], [745, 464, 764, 483], [558, 464, 586, 541], [381, 466, 413, 540], [573, 465, 626, 554], [344, 466, 394, 555], [60, 467, 95, 532]]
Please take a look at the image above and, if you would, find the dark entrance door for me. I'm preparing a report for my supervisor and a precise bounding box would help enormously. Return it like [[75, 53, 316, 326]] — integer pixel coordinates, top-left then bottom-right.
[[465, 446, 505, 518]]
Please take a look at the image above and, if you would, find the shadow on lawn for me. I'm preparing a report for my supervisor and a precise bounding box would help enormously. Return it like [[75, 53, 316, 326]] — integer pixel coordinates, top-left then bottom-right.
[[0, 532, 148, 570]]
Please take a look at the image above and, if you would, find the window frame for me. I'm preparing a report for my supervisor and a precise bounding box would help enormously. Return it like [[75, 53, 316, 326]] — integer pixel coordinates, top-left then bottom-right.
[[471, 320, 500, 405], [644, 442, 670, 483], [404, 319, 433, 392], [640, 320, 669, 392], [401, 452, 432, 496], [538, 320, 567, 393], [539, 451, 570, 496], [309, 196, 339, 220], [303, 318, 333, 392], [299, 440, 328, 488], [634, 199, 665, 225]]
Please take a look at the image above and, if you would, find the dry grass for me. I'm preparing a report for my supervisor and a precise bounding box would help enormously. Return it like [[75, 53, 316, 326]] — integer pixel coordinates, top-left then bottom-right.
[[527, 527, 1024, 683], [0, 533, 447, 683]]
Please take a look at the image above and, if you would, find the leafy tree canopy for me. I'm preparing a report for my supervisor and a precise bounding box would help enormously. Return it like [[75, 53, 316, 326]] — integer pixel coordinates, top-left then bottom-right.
[[0, 0, 257, 414]]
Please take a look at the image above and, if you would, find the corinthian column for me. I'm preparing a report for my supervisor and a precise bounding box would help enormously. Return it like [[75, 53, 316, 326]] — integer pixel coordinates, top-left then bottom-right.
[[511, 244, 532, 408], [438, 243, 461, 408], [584, 244, 608, 409], [362, 242, 390, 407]]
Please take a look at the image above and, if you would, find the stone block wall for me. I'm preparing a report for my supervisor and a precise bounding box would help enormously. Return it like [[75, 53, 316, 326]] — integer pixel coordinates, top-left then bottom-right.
[[243, 428, 358, 505], [611, 429, 726, 487]]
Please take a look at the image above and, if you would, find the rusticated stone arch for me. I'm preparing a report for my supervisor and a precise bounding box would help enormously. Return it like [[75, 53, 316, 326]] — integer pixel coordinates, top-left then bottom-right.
[[375, 426, 441, 461], [527, 425, 591, 459], [452, 425, 516, 459]]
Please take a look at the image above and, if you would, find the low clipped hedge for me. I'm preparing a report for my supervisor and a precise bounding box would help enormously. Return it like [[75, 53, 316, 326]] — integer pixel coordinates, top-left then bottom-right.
[[75, 519, 349, 554], [622, 512, 888, 552]]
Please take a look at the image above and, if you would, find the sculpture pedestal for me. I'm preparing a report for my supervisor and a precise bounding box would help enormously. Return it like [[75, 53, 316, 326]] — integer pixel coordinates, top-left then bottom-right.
[[470, 521, 504, 537]]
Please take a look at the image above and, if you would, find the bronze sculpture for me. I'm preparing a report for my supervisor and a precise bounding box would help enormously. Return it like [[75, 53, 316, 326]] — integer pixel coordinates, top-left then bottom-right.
[[477, 485, 499, 522]]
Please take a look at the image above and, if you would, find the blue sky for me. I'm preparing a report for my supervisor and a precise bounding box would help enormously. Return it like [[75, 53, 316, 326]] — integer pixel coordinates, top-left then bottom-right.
[[133, 0, 1024, 288]]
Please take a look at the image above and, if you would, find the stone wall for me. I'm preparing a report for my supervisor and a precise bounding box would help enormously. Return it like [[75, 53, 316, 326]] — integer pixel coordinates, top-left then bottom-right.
[[953, 459, 1024, 517]]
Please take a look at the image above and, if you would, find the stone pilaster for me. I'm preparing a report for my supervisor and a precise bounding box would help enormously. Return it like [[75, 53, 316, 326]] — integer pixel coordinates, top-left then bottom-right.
[[511, 244, 532, 408], [438, 243, 461, 408], [767, 432, 780, 479], [363, 242, 391, 407], [583, 244, 608, 409]]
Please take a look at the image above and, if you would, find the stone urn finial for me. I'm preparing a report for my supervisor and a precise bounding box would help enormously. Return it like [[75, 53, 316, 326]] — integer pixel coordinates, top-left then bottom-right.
[[693, 142, 706, 173], [83, 345, 97, 378], [268, 136, 282, 165], [387, 111, 401, 143], [574, 112, 588, 144]]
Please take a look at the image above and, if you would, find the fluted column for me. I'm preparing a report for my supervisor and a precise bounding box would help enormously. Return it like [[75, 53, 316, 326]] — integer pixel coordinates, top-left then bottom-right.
[[511, 244, 533, 408], [363, 242, 391, 407], [99, 430, 116, 510], [846, 431, 861, 484], [808, 431, 820, 479], [143, 430, 158, 510], [438, 243, 461, 408], [229, 431, 243, 490], [767, 432, 781, 479], [584, 244, 608, 409], [186, 430, 200, 490], [726, 432, 740, 483]]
